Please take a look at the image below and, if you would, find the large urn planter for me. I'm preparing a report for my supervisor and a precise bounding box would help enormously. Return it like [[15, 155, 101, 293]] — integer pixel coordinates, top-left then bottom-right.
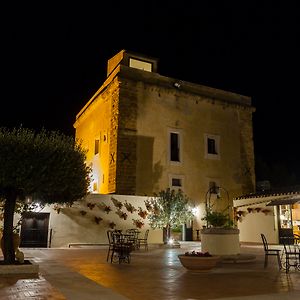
[[178, 254, 221, 272], [201, 227, 240, 256], [1, 232, 21, 255]]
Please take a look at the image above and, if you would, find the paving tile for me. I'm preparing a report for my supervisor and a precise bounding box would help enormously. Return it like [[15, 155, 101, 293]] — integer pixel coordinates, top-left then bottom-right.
[[1, 243, 300, 299]]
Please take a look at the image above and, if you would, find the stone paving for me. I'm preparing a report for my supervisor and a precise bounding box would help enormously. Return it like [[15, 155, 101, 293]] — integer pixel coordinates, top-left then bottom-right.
[[0, 242, 300, 299]]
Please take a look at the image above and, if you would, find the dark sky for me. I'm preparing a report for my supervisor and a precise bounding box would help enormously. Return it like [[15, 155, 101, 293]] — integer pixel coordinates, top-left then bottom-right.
[[2, 2, 300, 180]]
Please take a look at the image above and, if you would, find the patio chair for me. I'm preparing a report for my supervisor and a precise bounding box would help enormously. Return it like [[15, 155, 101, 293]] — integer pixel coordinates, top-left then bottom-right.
[[126, 228, 140, 250], [138, 229, 149, 251], [282, 236, 300, 273], [110, 231, 133, 264], [106, 230, 115, 262], [294, 234, 300, 244], [260, 233, 282, 269]]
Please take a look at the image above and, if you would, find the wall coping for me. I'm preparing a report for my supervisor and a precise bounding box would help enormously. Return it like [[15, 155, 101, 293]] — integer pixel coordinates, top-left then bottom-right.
[[201, 228, 240, 235]]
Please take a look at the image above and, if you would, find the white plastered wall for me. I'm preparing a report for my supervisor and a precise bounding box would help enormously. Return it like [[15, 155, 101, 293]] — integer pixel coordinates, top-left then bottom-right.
[[44, 194, 163, 248], [234, 198, 278, 244]]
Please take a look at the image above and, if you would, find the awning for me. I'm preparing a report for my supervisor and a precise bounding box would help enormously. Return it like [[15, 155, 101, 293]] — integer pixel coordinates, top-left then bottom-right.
[[266, 198, 300, 206], [234, 194, 300, 208]]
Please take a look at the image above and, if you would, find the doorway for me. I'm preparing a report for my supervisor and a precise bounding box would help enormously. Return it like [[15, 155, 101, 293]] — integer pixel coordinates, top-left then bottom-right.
[[277, 205, 293, 244], [20, 212, 50, 247]]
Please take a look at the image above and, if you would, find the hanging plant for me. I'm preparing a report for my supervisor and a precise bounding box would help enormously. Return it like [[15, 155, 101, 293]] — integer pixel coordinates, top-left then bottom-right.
[[94, 216, 103, 224], [261, 208, 272, 215], [236, 210, 247, 217], [138, 207, 148, 219], [132, 219, 144, 229], [235, 215, 243, 222], [87, 202, 95, 210], [115, 209, 128, 220], [104, 206, 112, 214], [53, 204, 62, 214], [111, 197, 123, 209], [144, 199, 153, 212], [98, 202, 112, 214], [124, 201, 137, 213], [108, 221, 116, 229]]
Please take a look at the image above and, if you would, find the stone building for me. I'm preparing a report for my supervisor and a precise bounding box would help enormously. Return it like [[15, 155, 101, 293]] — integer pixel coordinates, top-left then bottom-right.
[[2, 50, 257, 248], [74, 49, 256, 230]]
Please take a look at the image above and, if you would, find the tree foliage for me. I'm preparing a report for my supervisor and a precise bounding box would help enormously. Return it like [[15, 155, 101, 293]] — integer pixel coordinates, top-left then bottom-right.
[[0, 127, 91, 263], [145, 188, 194, 241]]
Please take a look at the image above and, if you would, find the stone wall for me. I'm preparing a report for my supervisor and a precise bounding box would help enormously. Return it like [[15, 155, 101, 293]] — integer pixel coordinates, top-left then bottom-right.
[[115, 80, 138, 195], [238, 108, 256, 194]]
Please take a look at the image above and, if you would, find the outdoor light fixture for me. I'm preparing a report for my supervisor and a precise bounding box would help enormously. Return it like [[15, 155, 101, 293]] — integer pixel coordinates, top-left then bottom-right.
[[167, 238, 180, 248], [192, 206, 199, 216], [173, 81, 182, 88], [25, 196, 33, 204], [168, 238, 174, 245]]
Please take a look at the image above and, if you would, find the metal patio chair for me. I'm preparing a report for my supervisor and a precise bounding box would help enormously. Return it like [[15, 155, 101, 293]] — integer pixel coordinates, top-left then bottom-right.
[[138, 229, 149, 251], [282, 236, 300, 273], [106, 230, 115, 262], [260, 233, 282, 269]]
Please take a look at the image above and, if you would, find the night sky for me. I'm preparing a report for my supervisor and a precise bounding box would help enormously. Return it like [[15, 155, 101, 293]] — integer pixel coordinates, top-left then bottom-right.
[[2, 2, 300, 182]]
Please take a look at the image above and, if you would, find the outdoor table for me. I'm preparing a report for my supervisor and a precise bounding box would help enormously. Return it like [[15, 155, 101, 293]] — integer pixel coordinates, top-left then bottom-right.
[[111, 232, 133, 264]]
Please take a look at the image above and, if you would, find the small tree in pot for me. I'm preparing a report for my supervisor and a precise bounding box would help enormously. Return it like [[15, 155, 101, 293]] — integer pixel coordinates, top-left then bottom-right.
[[145, 188, 194, 243]]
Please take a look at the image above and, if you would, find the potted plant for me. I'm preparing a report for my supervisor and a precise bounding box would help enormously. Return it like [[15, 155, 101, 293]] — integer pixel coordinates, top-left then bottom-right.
[[178, 250, 220, 271], [202, 211, 230, 228], [145, 188, 194, 244]]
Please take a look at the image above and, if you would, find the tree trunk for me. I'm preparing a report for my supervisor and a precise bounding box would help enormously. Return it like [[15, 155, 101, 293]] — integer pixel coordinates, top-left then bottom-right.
[[163, 224, 171, 244], [2, 189, 17, 264]]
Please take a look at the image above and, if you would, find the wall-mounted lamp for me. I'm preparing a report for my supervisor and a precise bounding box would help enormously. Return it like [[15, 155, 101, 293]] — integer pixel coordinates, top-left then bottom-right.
[[173, 81, 182, 88]]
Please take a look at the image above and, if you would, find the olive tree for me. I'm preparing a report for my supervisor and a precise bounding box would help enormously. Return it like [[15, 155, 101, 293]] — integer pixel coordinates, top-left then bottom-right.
[[0, 127, 90, 264], [145, 188, 194, 243]]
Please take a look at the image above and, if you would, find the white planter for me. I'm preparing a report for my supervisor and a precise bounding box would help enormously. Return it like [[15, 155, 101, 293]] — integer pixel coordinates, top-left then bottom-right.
[[201, 228, 240, 256]]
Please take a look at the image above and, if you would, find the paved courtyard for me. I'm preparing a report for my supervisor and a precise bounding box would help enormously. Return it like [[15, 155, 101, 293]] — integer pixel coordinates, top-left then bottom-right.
[[0, 242, 300, 299]]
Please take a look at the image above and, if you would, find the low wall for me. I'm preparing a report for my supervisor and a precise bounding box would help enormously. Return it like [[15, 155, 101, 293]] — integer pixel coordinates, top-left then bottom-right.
[[46, 194, 163, 247]]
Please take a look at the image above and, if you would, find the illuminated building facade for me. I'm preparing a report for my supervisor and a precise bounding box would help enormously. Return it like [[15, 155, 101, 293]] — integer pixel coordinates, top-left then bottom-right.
[[74, 49, 256, 208]]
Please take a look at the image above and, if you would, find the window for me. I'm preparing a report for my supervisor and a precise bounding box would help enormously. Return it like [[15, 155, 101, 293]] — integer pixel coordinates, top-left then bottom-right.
[[204, 134, 220, 160], [207, 138, 217, 154], [169, 174, 184, 190], [172, 178, 182, 187], [102, 130, 108, 143], [129, 58, 152, 72], [94, 139, 99, 155], [170, 132, 180, 162]]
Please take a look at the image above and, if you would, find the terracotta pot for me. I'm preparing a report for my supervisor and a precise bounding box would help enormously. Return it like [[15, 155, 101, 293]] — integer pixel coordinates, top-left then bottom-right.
[[178, 254, 221, 272], [0, 233, 21, 255]]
